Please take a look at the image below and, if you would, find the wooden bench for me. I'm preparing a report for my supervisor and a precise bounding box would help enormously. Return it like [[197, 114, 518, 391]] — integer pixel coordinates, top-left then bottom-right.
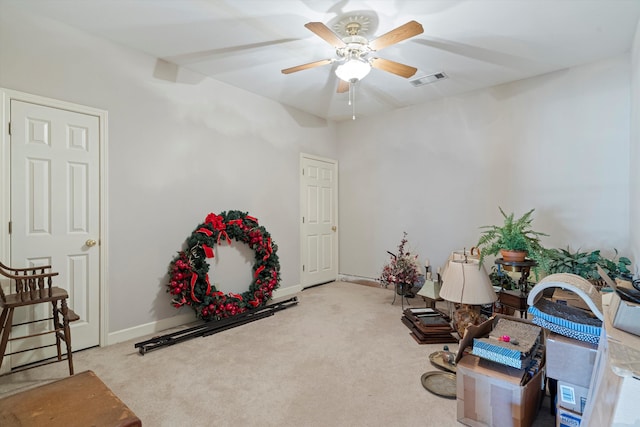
[[0, 370, 141, 426]]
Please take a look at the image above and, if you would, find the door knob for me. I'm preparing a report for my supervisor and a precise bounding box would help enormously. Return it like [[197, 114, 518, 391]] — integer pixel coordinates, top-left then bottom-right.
[[331, 226, 337, 231], [86, 239, 97, 247]]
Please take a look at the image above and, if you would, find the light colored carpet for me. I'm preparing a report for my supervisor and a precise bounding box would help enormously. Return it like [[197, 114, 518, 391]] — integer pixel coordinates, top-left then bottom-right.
[[0, 281, 554, 426]]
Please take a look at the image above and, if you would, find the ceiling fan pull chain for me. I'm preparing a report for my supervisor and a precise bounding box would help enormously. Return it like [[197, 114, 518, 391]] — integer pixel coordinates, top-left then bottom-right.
[[352, 81, 357, 120]]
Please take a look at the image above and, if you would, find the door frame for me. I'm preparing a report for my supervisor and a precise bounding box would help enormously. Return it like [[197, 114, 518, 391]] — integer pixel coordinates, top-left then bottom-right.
[[299, 153, 339, 287], [0, 88, 109, 351]]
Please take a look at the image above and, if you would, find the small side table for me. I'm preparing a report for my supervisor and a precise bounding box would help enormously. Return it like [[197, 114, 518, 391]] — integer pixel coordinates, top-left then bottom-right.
[[498, 289, 529, 318], [494, 258, 537, 318]]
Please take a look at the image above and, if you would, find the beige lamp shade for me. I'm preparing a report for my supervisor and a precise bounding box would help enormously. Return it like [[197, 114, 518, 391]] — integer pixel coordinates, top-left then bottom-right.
[[449, 249, 480, 262], [439, 249, 481, 279], [440, 259, 497, 305]]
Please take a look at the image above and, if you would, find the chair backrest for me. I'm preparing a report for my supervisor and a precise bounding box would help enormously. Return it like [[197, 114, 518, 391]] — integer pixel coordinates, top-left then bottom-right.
[[0, 262, 59, 304]]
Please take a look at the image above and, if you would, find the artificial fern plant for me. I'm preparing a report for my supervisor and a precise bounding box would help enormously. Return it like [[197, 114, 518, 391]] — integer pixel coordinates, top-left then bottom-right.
[[476, 207, 550, 269]]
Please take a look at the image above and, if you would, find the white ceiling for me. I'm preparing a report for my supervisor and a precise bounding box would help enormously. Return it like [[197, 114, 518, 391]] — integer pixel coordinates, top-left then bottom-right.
[[11, 0, 640, 121]]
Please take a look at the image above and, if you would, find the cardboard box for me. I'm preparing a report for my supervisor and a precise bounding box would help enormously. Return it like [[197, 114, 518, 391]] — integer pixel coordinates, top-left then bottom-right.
[[546, 332, 597, 388], [457, 357, 545, 427], [557, 380, 589, 414], [455, 315, 545, 427], [608, 291, 640, 336], [552, 288, 590, 312], [556, 406, 582, 427]]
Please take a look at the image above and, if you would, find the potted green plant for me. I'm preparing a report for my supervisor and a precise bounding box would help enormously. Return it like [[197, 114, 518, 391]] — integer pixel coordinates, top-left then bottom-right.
[[545, 247, 632, 285], [476, 207, 550, 268], [488, 265, 518, 290]]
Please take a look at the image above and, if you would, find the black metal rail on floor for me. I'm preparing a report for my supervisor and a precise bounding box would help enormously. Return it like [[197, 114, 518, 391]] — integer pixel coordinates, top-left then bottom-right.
[[134, 297, 298, 355]]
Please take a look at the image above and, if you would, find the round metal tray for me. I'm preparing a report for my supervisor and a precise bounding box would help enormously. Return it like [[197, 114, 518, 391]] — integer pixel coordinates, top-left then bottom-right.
[[420, 371, 456, 399], [428, 350, 456, 373]]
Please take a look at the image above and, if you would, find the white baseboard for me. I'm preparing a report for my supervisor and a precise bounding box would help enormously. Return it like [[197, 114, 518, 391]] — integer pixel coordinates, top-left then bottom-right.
[[107, 311, 197, 346], [271, 284, 302, 300], [338, 274, 381, 284], [106, 285, 303, 346]]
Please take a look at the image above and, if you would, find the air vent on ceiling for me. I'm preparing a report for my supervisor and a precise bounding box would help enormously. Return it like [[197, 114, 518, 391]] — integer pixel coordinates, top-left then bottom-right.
[[409, 72, 448, 87]]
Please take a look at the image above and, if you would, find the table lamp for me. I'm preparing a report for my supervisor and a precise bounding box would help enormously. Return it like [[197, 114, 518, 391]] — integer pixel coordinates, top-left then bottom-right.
[[439, 258, 497, 337], [439, 248, 480, 281], [417, 258, 441, 300]]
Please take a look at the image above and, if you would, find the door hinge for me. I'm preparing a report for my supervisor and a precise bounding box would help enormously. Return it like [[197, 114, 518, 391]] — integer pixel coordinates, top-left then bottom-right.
[[7, 122, 11, 136], [8, 221, 11, 234], [302, 217, 305, 223], [302, 168, 304, 176], [302, 265, 305, 272]]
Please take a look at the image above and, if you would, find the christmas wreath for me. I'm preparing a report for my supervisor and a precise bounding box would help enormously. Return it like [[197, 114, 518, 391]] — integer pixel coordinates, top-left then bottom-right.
[[167, 211, 280, 320]]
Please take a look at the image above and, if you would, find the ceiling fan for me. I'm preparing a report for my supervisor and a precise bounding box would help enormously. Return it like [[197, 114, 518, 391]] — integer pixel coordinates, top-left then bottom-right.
[[282, 19, 424, 93]]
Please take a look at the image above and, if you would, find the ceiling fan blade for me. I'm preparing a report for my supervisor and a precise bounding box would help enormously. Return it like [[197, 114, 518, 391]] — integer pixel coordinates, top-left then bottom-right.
[[281, 59, 333, 74], [337, 79, 349, 93], [368, 20, 424, 51], [305, 22, 346, 48], [370, 57, 418, 78]]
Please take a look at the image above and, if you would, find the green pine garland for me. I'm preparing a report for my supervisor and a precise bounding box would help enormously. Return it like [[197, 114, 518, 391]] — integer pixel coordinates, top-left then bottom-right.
[[167, 210, 280, 320]]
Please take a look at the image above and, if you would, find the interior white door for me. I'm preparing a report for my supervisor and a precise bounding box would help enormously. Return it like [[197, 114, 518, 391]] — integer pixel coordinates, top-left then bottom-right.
[[300, 154, 338, 287], [9, 100, 100, 368]]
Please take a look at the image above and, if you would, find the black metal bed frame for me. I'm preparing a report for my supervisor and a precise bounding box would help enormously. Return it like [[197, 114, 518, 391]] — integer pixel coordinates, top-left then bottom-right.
[[134, 297, 298, 355]]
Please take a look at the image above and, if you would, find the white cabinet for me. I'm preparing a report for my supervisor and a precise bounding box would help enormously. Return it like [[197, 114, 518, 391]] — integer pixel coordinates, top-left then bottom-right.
[[582, 294, 640, 426]]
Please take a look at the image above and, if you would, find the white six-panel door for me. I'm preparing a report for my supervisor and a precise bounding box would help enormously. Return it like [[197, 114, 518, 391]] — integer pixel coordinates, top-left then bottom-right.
[[9, 100, 100, 367], [300, 154, 338, 287]]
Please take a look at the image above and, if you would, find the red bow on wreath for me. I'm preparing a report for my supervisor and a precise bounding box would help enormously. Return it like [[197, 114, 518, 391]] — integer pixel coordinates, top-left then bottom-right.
[[205, 213, 231, 245]]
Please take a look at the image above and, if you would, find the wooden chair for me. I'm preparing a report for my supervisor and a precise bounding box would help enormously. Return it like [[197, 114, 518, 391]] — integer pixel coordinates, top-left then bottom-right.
[[0, 261, 77, 375]]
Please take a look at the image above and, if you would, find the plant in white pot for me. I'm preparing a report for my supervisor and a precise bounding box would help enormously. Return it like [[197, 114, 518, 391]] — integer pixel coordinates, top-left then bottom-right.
[[476, 207, 550, 269]]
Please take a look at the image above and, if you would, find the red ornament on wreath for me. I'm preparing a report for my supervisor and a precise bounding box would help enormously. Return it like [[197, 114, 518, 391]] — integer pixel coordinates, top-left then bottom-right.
[[167, 210, 281, 321]]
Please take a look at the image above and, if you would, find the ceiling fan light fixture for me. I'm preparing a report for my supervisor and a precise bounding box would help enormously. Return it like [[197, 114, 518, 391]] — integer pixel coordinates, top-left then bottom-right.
[[335, 58, 371, 82]]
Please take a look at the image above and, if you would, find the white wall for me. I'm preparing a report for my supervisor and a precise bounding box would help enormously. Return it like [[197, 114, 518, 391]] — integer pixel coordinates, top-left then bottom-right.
[[630, 18, 640, 275], [0, 7, 338, 334], [337, 56, 631, 279]]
